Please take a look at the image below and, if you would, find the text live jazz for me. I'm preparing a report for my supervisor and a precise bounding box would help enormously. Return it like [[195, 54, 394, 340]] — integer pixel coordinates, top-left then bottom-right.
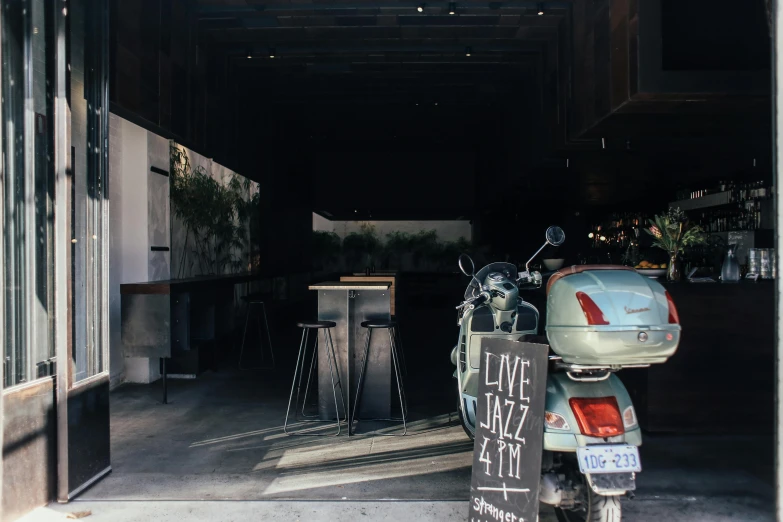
[[472, 353, 535, 522]]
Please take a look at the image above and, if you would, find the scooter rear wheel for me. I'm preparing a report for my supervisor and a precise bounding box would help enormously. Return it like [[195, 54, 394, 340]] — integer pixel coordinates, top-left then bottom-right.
[[555, 488, 622, 522]]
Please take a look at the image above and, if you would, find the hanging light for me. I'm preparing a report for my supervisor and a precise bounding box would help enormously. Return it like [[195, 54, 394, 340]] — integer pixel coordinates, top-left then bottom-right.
[[246, 48, 253, 59], [537, 2, 544, 15], [269, 47, 276, 59], [465, 46, 472, 57], [448, 2, 456, 14], [417, 3, 424, 12]]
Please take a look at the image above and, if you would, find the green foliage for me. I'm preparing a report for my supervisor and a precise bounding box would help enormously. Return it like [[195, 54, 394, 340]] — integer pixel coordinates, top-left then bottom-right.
[[312, 231, 342, 266], [342, 223, 381, 269], [645, 207, 707, 255], [310, 225, 473, 271], [170, 143, 256, 276]]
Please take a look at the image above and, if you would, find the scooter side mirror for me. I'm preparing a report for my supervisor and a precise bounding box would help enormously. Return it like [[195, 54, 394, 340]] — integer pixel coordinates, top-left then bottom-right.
[[546, 226, 566, 246], [525, 226, 566, 272], [458, 253, 475, 278]]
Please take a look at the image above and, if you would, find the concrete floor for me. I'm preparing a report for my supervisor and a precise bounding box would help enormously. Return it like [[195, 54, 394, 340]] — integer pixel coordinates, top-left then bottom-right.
[[70, 366, 775, 521]]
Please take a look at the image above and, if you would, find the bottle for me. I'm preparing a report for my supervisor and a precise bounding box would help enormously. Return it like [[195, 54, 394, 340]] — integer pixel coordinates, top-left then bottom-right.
[[721, 245, 741, 283]]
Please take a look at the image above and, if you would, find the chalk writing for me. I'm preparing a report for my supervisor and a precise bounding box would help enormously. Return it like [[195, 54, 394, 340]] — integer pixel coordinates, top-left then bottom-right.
[[469, 338, 548, 522]]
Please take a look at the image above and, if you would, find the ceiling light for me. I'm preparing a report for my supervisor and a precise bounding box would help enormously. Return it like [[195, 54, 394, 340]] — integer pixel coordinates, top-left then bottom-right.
[[247, 54, 252, 59], [537, 2, 544, 15], [269, 47, 276, 59], [417, 3, 424, 12], [448, 2, 456, 14], [465, 47, 472, 57]]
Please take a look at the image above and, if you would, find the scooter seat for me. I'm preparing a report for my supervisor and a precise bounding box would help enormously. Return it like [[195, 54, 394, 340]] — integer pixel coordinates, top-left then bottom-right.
[[546, 264, 636, 296]]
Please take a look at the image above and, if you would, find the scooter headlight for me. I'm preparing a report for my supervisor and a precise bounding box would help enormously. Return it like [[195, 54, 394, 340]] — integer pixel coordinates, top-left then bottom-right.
[[623, 406, 638, 429], [545, 411, 570, 431]]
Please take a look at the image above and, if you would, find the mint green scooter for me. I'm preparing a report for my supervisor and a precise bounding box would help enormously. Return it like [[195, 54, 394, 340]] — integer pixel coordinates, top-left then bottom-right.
[[451, 226, 681, 522]]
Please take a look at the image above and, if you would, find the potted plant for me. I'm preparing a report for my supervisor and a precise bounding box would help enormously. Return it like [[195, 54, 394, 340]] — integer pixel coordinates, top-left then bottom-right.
[[645, 207, 707, 282]]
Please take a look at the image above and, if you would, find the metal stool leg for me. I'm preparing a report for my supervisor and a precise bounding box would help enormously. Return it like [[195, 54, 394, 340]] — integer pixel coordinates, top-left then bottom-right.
[[260, 302, 275, 369], [301, 332, 319, 418], [393, 323, 408, 377], [388, 328, 407, 435], [238, 302, 253, 369], [284, 328, 309, 435], [323, 328, 347, 436], [352, 326, 407, 436], [350, 327, 373, 435], [239, 301, 275, 370], [389, 327, 408, 418], [285, 326, 345, 437]]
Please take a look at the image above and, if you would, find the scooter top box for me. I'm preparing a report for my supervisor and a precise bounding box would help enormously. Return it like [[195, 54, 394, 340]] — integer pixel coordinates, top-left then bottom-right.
[[545, 265, 681, 367]]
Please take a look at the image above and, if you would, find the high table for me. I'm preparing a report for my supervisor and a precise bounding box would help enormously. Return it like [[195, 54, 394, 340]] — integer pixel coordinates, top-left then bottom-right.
[[341, 273, 397, 315], [308, 281, 393, 431]]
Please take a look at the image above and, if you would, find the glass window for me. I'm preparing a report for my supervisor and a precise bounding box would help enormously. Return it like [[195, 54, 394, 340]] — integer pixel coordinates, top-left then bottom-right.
[[70, 0, 108, 382], [1, 0, 56, 388]]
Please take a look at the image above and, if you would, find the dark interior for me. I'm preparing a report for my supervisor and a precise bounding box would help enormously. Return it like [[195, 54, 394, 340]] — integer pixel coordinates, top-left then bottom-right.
[[95, 0, 777, 518]]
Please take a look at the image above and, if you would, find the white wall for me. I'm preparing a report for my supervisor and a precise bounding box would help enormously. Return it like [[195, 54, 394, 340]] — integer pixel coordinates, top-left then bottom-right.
[[108, 114, 162, 387], [314, 216, 472, 242]]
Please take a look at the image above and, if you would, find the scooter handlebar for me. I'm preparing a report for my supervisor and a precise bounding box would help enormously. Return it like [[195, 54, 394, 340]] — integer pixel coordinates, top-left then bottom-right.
[[456, 291, 491, 310]]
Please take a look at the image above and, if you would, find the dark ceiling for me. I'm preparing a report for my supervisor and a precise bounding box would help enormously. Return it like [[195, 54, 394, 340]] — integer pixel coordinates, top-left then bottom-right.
[[195, 1, 567, 108], [110, 1, 772, 221]]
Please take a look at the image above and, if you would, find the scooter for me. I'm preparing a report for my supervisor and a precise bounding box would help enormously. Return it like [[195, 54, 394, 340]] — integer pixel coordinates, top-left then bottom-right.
[[451, 226, 680, 522]]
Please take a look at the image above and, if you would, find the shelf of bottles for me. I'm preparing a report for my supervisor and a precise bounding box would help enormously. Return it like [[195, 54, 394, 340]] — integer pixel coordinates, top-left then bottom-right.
[[587, 213, 647, 249], [674, 179, 773, 233], [675, 179, 772, 202]]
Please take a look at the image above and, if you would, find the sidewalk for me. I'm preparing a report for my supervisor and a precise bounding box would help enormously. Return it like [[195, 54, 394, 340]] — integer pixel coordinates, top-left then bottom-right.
[[17, 495, 775, 522], [20, 501, 468, 522]]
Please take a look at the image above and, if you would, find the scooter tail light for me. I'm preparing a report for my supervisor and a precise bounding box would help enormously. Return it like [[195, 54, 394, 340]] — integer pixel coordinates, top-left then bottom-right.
[[623, 406, 638, 429], [575, 292, 610, 325], [569, 397, 624, 437], [665, 291, 679, 324], [545, 411, 570, 431]]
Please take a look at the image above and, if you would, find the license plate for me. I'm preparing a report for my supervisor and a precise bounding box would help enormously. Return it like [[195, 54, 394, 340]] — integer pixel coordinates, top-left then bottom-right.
[[577, 445, 642, 474]]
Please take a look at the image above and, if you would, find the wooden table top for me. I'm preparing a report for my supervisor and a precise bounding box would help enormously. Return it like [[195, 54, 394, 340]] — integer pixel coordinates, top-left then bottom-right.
[[308, 281, 391, 291], [121, 272, 266, 295]]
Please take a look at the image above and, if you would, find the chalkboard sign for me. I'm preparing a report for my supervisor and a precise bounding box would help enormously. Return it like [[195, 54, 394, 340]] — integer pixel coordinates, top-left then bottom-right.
[[469, 338, 549, 522]]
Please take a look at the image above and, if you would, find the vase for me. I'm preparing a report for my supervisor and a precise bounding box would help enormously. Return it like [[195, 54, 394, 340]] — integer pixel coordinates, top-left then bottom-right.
[[667, 252, 681, 282]]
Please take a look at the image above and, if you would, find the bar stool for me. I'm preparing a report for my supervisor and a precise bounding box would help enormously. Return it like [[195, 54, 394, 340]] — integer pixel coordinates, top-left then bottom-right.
[[284, 321, 347, 436], [391, 316, 407, 377], [238, 295, 275, 370], [351, 319, 408, 436]]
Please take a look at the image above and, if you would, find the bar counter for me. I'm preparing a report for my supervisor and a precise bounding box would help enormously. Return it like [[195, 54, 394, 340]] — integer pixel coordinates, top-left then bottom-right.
[[523, 278, 775, 434], [120, 272, 268, 376], [621, 280, 775, 434]]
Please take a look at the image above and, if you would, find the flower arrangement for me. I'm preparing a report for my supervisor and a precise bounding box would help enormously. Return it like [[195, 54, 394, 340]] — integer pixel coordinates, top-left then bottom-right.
[[645, 207, 707, 281]]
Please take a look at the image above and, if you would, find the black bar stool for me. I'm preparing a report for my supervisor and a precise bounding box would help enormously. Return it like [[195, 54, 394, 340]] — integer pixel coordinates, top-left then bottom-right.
[[351, 319, 408, 436], [284, 320, 347, 436], [238, 295, 275, 370], [391, 316, 407, 377]]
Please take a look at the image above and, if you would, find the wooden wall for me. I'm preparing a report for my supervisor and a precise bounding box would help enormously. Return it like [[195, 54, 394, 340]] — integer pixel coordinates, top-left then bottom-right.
[[110, 0, 205, 149]]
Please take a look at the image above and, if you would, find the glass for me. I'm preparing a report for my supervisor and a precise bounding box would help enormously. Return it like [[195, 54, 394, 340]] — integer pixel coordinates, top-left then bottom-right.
[[667, 253, 681, 283], [2, 0, 56, 388], [70, 0, 109, 382], [721, 245, 741, 283]]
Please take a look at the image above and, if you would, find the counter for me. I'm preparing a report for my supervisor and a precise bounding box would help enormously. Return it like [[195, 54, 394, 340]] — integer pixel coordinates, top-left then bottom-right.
[[621, 281, 775, 434], [120, 272, 267, 379]]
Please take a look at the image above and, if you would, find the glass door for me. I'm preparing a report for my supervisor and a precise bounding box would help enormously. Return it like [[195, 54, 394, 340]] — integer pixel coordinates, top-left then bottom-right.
[[53, 0, 112, 500]]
